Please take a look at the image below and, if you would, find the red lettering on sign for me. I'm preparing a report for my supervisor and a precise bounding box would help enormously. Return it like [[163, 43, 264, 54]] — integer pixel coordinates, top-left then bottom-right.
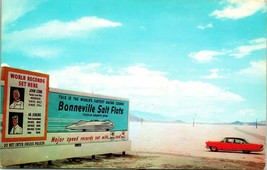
[[28, 82, 38, 88], [18, 81, 27, 87], [51, 137, 64, 144]]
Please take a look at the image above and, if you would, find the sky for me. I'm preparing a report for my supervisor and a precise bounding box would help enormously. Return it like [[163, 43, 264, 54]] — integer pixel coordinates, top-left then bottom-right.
[[1, 0, 266, 123]]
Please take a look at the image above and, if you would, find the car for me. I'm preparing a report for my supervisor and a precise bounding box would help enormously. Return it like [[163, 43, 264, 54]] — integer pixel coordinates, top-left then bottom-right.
[[205, 137, 264, 154]]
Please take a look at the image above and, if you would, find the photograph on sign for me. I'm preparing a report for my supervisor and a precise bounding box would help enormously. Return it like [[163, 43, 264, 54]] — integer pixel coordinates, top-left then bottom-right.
[[8, 113, 23, 135], [9, 87, 25, 110]]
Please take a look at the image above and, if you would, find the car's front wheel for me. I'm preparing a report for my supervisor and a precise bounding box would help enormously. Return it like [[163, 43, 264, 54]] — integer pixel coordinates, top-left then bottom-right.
[[242, 150, 251, 154], [210, 146, 218, 152]]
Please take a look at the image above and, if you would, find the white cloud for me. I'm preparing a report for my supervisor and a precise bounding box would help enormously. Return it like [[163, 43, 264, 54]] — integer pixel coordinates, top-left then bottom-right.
[[238, 60, 266, 78], [1, 63, 10, 67], [6, 17, 122, 41], [2, 0, 44, 30], [202, 69, 223, 79], [197, 23, 213, 30], [21, 45, 63, 58], [210, 0, 265, 19], [49, 63, 245, 117], [227, 108, 265, 122], [4, 17, 122, 58], [238, 109, 256, 117], [189, 50, 225, 63], [190, 37, 266, 63], [230, 38, 266, 58]]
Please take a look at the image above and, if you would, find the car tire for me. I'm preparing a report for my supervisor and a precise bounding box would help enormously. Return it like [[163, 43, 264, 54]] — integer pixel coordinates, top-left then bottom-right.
[[210, 146, 218, 152], [242, 150, 251, 154]]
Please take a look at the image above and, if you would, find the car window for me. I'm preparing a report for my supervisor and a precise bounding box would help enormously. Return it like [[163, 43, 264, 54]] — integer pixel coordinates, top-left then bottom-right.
[[228, 139, 234, 143], [235, 139, 242, 144]]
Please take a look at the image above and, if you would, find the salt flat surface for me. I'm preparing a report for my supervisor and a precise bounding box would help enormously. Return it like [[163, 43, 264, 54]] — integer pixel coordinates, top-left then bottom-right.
[[129, 122, 266, 163], [4, 122, 266, 169]]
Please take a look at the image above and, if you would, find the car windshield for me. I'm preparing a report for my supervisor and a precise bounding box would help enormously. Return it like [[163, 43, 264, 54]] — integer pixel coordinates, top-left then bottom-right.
[[221, 138, 229, 142], [242, 139, 248, 144]]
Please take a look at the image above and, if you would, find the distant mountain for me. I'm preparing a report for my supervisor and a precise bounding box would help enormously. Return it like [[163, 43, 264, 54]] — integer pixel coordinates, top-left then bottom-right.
[[129, 114, 140, 122], [247, 121, 266, 126], [230, 121, 266, 126], [231, 121, 243, 125], [175, 120, 185, 123], [130, 110, 169, 121], [258, 121, 266, 125], [129, 110, 184, 123]]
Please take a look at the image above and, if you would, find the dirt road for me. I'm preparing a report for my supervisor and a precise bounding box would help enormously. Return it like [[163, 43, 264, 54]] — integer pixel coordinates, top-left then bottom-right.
[[6, 151, 265, 169]]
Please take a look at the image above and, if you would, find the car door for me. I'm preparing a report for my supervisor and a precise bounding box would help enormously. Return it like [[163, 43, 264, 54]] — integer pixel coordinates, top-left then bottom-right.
[[219, 138, 233, 150], [231, 139, 243, 151], [237, 139, 252, 151]]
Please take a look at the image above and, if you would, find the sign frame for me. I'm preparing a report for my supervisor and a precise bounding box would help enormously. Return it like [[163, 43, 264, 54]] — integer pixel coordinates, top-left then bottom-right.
[[1, 67, 49, 142]]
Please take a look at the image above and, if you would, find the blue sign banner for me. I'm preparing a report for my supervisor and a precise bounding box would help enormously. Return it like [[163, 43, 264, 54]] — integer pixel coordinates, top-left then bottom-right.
[[47, 92, 129, 133]]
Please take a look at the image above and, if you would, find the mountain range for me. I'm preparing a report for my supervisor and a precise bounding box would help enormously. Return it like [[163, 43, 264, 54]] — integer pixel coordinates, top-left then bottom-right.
[[129, 110, 266, 126], [230, 121, 266, 126]]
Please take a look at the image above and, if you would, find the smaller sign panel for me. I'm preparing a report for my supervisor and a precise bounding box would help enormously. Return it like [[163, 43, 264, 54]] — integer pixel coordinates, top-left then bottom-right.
[[1, 67, 49, 142]]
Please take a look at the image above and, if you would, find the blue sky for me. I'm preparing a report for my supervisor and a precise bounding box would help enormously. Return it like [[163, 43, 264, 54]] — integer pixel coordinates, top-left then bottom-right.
[[1, 0, 266, 123]]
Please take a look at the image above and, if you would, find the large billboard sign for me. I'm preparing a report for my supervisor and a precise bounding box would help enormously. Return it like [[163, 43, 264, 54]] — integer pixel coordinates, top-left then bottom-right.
[[1, 67, 49, 142]]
